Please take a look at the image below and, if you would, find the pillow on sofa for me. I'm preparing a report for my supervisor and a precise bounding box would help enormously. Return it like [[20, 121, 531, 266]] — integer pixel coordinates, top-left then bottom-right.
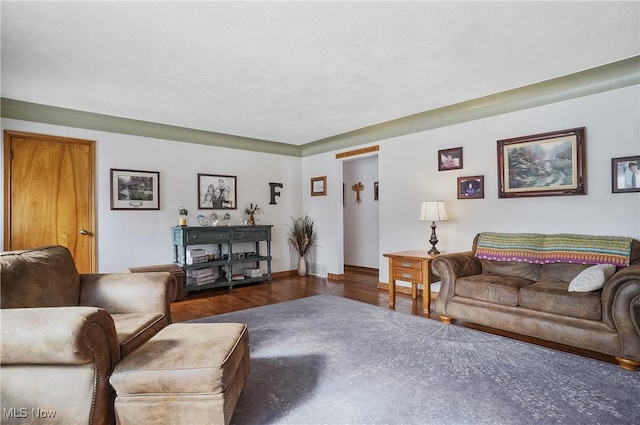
[[568, 264, 616, 292]]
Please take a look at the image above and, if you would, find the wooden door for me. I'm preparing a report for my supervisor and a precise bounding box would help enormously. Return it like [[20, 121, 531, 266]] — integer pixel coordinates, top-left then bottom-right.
[[3, 131, 96, 273]]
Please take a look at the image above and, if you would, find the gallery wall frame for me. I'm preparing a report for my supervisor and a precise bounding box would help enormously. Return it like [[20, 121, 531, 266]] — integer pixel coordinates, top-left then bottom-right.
[[110, 168, 160, 210], [311, 176, 327, 196], [612, 155, 640, 193], [457, 175, 484, 199], [497, 127, 586, 198], [198, 173, 237, 209], [438, 147, 463, 171]]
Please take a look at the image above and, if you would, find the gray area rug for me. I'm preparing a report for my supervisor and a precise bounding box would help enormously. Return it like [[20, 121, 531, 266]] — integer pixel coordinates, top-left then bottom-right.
[[191, 295, 640, 425]]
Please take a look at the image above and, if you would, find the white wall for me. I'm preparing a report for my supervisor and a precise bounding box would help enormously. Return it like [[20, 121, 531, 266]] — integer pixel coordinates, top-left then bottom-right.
[[303, 85, 640, 283], [343, 156, 379, 268], [3, 85, 639, 279], [0, 119, 302, 273]]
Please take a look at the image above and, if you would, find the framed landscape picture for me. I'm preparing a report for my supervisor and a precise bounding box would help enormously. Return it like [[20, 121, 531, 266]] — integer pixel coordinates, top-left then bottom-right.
[[612, 156, 640, 193], [110, 169, 160, 210], [198, 174, 237, 209], [497, 127, 586, 198], [457, 176, 484, 199]]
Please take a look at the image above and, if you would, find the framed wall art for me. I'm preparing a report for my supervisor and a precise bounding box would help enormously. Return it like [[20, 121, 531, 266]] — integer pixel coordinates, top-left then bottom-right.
[[457, 175, 484, 199], [438, 147, 463, 171], [110, 168, 160, 210], [497, 127, 586, 198], [198, 174, 237, 209], [311, 176, 327, 196], [612, 156, 640, 193]]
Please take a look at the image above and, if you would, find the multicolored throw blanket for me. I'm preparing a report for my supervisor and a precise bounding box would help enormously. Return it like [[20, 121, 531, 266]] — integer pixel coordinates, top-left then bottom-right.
[[475, 232, 633, 267]]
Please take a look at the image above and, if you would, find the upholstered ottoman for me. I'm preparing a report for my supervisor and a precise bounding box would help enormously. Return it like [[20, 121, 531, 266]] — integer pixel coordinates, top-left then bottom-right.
[[110, 323, 250, 425]]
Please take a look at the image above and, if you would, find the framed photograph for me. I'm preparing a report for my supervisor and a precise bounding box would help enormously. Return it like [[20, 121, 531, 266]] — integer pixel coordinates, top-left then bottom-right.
[[497, 127, 586, 198], [438, 147, 463, 171], [198, 174, 237, 209], [110, 169, 160, 210], [458, 175, 484, 199], [612, 156, 640, 193], [311, 176, 327, 196]]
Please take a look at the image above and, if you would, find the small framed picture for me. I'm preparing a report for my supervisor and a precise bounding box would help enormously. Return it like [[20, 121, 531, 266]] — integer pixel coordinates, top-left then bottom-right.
[[311, 176, 327, 196], [458, 176, 484, 199], [198, 174, 237, 209], [612, 156, 640, 193], [438, 147, 463, 171], [110, 169, 160, 210]]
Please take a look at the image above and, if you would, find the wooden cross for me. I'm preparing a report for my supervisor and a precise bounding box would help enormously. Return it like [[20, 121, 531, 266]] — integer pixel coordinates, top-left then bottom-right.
[[352, 182, 365, 204]]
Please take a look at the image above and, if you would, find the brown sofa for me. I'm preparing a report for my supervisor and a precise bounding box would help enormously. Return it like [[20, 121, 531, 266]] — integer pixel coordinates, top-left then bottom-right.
[[433, 232, 640, 371], [0, 245, 175, 425]]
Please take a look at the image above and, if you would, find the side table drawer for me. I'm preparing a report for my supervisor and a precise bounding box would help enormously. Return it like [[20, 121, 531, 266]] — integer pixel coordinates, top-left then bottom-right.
[[393, 268, 422, 283], [393, 258, 422, 271]]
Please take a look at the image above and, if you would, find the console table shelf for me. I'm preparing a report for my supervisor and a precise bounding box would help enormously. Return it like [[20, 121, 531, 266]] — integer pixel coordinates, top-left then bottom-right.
[[172, 225, 272, 294]]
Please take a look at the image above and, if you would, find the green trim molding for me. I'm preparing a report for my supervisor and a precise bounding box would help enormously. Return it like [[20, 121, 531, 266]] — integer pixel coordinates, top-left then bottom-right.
[[2, 56, 638, 158]]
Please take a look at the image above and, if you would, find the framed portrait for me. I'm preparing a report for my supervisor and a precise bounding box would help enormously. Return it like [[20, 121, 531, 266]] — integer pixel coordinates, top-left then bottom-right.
[[311, 176, 327, 196], [438, 147, 463, 171], [458, 175, 484, 199], [497, 127, 586, 198], [198, 174, 237, 209], [110, 169, 160, 210], [612, 156, 640, 193]]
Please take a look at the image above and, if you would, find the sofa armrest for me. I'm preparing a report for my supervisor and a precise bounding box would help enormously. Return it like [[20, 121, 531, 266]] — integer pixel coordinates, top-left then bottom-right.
[[433, 251, 481, 316], [79, 272, 175, 322], [1, 307, 119, 367], [79, 272, 173, 321], [601, 264, 640, 362]]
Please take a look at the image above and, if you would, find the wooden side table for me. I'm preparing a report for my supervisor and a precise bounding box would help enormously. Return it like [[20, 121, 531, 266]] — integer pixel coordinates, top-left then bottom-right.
[[383, 250, 441, 317]]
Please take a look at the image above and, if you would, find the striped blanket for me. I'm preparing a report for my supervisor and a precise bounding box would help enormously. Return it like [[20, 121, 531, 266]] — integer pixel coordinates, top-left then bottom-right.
[[475, 232, 633, 267]]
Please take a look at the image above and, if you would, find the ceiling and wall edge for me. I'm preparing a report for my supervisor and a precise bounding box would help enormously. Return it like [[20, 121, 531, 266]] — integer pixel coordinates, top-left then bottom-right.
[[2, 55, 638, 158], [304, 55, 640, 157]]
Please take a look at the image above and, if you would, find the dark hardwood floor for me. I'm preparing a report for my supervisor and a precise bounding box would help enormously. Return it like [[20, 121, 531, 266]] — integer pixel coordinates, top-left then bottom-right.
[[171, 266, 617, 366]]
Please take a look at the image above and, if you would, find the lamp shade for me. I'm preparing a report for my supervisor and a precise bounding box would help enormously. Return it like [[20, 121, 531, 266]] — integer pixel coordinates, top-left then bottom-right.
[[420, 201, 448, 222]]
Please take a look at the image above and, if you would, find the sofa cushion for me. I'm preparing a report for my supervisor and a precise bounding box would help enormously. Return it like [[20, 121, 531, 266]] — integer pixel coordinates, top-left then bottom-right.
[[519, 280, 601, 320], [480, 259, 541, 281], [568, 264, 617, 292], [456, 274, 535, 307], [111, 313, 170, 358], [0, 245, 80, 308], [540, 263, 591, 283]]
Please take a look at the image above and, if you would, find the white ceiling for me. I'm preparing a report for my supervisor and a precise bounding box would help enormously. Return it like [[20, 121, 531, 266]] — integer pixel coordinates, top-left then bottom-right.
[[1, 1, 639, 146]]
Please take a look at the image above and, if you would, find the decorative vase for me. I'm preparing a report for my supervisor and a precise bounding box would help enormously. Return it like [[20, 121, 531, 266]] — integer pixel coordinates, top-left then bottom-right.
[[297, 256, 307, 277], [248, 214, 255, 226]]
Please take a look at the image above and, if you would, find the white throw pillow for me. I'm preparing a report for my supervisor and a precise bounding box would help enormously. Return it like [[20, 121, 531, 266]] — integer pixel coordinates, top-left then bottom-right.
[[568, 264, 617, 292]]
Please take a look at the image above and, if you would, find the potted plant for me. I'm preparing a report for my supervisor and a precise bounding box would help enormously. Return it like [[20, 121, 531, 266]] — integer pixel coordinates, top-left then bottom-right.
[[244, 203, 262, 225], [288, 215, 316, 276]]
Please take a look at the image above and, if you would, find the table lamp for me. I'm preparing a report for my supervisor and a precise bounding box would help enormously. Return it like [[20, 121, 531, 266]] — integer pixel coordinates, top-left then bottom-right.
[[419, 201, 448, 254]]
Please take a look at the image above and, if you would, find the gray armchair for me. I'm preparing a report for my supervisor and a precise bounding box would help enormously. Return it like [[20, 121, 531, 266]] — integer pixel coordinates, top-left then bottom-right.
[[0, 245, 175, 425]]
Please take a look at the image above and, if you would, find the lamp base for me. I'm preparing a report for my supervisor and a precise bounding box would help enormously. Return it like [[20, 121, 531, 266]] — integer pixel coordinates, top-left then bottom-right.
[[428, 221, 440, 255]]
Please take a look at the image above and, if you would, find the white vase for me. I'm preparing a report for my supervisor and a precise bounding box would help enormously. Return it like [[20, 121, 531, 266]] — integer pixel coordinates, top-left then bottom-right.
[[297, 256, 307, 277]]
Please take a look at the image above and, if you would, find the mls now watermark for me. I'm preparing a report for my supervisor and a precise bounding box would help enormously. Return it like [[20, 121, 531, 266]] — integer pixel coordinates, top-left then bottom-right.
[[3, 407, 57, 419]]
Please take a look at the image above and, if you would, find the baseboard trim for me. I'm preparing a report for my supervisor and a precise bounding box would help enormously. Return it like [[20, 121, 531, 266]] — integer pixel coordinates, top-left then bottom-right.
[[272, 270, 298, 278], [344, 264, 379, 275]]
